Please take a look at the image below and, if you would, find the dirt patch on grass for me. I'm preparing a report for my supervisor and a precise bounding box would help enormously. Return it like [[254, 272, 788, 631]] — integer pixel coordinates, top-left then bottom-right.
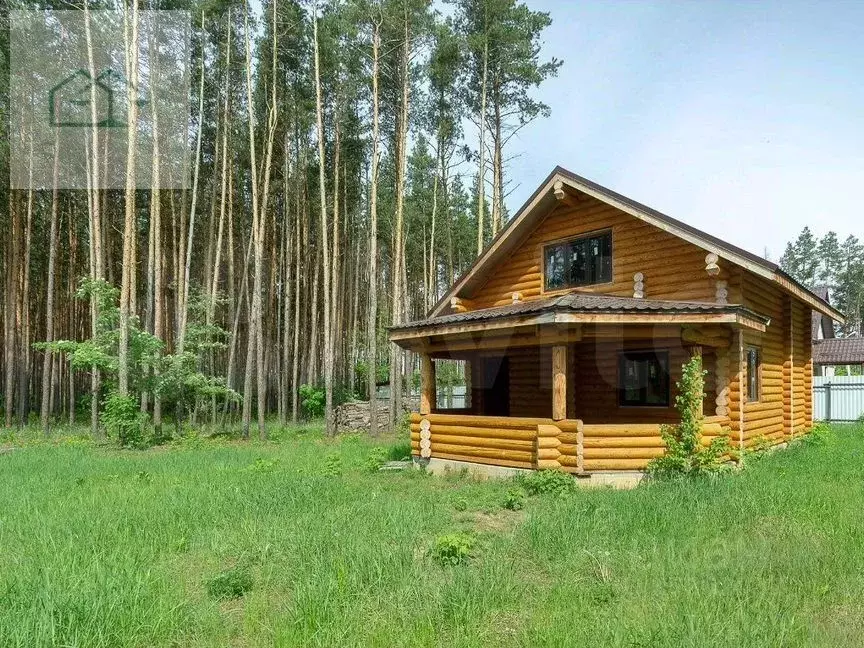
[[815, 601, 864, 647], [746, 514, 827, 551], [487, 610, 523, 642], [459, 509, 526, 534]]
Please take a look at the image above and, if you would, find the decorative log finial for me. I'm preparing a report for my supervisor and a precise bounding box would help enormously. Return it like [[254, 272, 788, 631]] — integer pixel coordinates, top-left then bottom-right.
[[553, 179, 565, 201], [633, 272, 644, 299], [705, 253, 720, 276], [512, 291, 522, 304], [715, 280, 728, 305]]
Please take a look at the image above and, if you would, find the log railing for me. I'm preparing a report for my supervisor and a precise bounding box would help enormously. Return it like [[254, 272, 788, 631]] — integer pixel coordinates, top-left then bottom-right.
[[579, 415, 732, 471], [409, 413, 732, 473], [409, 413, 581, 470]]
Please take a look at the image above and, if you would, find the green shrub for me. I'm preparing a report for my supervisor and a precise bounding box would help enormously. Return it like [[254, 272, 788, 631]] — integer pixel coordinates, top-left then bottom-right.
[[387, 440, 412, 461], [206, 566, 254, 600], [363, 447, 389, 473], [102, 392, 148, 449], [520, 469, 576, 496], [800, 423, 831, 447], [431, 533, 475, 566], [743, 435, 773, 462], [244, 458, 279, 473], [323, 454, 342, 477], [299, 384, 325, 419], [502, 488, 525, 511], [647, 355, 730, 479]]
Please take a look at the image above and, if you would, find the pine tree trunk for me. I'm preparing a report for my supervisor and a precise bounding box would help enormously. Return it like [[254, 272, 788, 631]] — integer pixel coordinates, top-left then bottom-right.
[[367, 20, 381, 433], [491, 96, 503, 235], [178, 20, 206, 354], [330, 121, 341, 402], [4, 190, 17, 429], [119, 0, 140, 397], [312, 12, 334, 435], [291, 153, 302, 422], [389, 18, 411, 430], [17, 130, 34, 428], [280, 134, 292, 425], [476, 37, 488, 254], [209, 14, 232, 425], [241, 5, 265, 438], [40, 125, 61, 435]]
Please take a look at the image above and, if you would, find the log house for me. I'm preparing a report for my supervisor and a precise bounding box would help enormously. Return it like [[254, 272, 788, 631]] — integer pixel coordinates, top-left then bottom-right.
[[390, 167, 844, 474]]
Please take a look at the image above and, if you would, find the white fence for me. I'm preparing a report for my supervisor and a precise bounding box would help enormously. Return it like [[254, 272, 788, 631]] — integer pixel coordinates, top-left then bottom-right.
[[814, 376, 864, 422]]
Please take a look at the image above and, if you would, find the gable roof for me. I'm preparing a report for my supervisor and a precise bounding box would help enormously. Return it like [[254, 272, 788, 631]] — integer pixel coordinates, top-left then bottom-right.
[[811, 286, 836, 339], [430, 166, 844, 323], [813, 338, 864, 365]]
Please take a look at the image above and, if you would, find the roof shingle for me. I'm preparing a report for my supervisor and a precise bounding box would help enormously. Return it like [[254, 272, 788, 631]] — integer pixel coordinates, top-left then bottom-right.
[[392, 293, 769, 331], [813, 338, 864, 365]]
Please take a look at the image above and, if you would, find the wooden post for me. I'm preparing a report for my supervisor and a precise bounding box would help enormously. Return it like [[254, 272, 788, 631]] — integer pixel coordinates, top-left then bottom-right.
[[715, 347, 729, 418], [463, 358, 472, 412], [552, 345, 567, 421], [420, 354, 435, 415]]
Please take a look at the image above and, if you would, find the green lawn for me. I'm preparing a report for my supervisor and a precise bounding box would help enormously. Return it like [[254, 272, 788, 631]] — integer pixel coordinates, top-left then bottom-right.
[[1, 423, 864, 647]]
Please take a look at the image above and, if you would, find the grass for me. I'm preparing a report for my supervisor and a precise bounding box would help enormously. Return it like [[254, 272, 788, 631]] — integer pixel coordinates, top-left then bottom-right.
[[1, 423, 864, 647]]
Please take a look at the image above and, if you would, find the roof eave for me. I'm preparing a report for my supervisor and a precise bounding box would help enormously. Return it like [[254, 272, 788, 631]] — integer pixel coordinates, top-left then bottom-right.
[[390, 308, 767, 346]]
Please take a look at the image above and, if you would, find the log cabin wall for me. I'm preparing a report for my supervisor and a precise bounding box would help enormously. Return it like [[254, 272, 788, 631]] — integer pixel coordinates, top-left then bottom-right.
[[787, 298, 809, 436], [793, 300, 808, 433], [468, 195, 734, 309], [741, 272, 785, 446], [739, 271, 815, 447], [573, 338, 695, 425]]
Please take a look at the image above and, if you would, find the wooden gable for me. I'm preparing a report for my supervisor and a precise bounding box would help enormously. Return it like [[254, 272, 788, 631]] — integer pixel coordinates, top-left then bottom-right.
[[433, 167, 843, 324], [468, 193, 735, 310]]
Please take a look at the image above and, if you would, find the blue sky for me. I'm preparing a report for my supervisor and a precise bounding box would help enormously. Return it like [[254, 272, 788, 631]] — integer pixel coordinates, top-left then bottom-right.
[[504, 0, 864, 260]]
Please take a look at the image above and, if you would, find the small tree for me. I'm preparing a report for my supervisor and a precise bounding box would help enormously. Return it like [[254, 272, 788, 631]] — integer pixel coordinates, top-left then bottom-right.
[[39, 279, 238, 445], [158, 293, 239, 436], [647, 354, 730, 478]]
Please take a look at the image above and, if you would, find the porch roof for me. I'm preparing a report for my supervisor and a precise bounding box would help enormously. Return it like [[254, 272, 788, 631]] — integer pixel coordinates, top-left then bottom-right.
[[390, 293, 770, 342]]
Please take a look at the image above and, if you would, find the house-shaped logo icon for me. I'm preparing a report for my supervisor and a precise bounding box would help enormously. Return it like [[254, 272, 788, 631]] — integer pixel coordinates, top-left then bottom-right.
[[48, 68, 134, 127]]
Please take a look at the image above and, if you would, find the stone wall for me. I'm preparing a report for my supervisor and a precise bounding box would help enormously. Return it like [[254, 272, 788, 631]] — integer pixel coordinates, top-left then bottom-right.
[[334, 399, 413, 433]]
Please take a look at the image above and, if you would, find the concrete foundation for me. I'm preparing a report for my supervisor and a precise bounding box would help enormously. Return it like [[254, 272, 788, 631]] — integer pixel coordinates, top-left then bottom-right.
[[414, 457, 533, 479], [414, 457, 646, 489]]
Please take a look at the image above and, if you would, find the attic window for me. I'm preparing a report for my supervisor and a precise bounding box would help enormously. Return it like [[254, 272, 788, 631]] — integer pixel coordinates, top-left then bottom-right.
[[543, 231, 612, 291]]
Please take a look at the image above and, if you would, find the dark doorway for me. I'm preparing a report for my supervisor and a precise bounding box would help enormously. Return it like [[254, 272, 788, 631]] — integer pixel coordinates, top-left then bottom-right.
[[482, 356, 510, 416]]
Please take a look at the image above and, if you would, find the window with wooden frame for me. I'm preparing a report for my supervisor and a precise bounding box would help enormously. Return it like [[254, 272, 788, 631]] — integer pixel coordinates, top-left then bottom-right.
[[746, 346, 761, 402], [618, 351, 670, 407], [543, 230, 612, 291]]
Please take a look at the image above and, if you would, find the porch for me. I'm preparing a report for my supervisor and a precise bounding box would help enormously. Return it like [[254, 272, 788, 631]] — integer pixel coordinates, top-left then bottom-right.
[[391, 294, 768, 473], [409, 412, 731, 473]]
